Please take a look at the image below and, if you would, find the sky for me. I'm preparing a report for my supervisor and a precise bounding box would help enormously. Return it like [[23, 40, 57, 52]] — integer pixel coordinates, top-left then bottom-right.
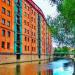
[[33, 0, 58, 18], [33, 0, 58, 47]]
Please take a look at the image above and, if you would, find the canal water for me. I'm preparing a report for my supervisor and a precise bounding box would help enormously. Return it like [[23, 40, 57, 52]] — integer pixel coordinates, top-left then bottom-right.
[[0, 60, 74, 75]]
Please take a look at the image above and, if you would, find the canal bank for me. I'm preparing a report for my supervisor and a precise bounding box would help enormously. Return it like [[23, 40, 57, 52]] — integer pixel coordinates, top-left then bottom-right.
[[0, 54, 53, 65]]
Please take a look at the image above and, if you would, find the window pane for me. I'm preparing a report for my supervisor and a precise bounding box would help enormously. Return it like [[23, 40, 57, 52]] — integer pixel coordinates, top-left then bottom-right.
[[2, 18, 5, 24], [7, 31, 10, 37], [2, 41, 5, 48], [7, 0, 10, 5], [2, 29, 5, 36], [7, 42, 10, 49], [7, 21, 10, 27], [24, 4, 26, 8], [25, 45, 26, 51], [2, 7, 5, 14], [7, 10, 10, 16]]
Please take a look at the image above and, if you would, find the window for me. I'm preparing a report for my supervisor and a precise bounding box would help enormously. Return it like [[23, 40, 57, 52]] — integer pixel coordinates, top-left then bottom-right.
[[27, 6, 29, 11], [2, 41, 5, 48], [7, 10, 10, 16], [32, 39, 33, 43], [31, 17, 33, 22], [24, 28, 26, 33], [7, 31, 10, 37], [7, 0, 10, 5], [32, 32, 33, 36], [7, 42, 10, 49], [7, 21, 10, 27], [25, 36, 27, 41], [2, 18, 5, 24], [28, 46, 29, 51], [25, 45, 26, 51], [32, 9, 33, 14], [34, 26, 36, 30], [24, 20, 26, 25], [34, 33, 35, 36], [24, 12, 27, 16], [24, 4, 26, 8], [27, 22, 29, 26], [27, 14, 29, 18], [2, 29, 5, 36], [2, 7, 6, 14], [2, 0, 6, 2], [32, 24, 33, 29]]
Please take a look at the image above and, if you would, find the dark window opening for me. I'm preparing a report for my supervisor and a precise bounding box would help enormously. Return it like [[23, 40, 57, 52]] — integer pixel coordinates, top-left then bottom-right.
[[7, 10, 10, 16], [2, 41, 5, 48], [7, 31, 10, 37], [7, 42, 10, 49], [2, 7, 6, 14], [2, 29, 5, 36], [2, 18, 5, 24], [7, 0, 10, 5]]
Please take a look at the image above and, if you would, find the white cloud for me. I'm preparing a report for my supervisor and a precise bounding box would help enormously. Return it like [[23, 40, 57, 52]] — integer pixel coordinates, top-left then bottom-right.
[[33, 0, 59, 18]]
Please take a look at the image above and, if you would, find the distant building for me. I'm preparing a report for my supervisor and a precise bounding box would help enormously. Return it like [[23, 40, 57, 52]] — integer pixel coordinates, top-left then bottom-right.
[[0, 0, 52, 63]]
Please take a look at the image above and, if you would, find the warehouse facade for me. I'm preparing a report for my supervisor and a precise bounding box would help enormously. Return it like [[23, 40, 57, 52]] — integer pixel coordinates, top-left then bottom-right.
[[0, 0, 52, 63]]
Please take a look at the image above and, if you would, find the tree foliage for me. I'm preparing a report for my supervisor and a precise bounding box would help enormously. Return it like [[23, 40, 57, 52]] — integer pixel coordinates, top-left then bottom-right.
[[54, 46, 69, 55], [47, 0, 75, 48], [58, 0, 75, 24]]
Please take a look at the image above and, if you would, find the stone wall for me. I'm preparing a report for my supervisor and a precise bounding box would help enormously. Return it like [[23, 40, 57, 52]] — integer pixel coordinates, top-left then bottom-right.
[[0, 54, 50, 64]]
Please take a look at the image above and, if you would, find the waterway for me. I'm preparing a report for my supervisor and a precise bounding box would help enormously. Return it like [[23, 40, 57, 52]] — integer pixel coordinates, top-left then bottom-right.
[[0, 59, 74, 75]]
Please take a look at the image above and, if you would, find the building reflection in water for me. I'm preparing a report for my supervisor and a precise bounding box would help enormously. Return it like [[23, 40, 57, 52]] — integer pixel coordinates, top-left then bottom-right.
[[15, 62, 53, 75], [0, 62, 53, 75], [37, 62, 53, 75], [16, 64, 20, 75]]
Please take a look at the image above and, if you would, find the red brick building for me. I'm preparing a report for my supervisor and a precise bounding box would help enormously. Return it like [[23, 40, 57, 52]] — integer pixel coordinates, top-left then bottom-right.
[[0, 0, 52, 63]]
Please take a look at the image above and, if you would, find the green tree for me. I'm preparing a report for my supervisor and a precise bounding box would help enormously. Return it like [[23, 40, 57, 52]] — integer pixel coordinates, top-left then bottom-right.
[[54, 46, 69, 59], [48, 0, 75, 48]]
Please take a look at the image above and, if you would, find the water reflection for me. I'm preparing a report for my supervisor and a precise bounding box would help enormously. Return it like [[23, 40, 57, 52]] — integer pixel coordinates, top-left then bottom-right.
[[16, 64, 20, 75], [0, 60, 74, 75], [48, 59, 74, 75]]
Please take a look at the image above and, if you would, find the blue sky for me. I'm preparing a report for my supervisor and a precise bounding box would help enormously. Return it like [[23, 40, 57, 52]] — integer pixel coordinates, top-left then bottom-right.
[[33, 0, 59, 18]]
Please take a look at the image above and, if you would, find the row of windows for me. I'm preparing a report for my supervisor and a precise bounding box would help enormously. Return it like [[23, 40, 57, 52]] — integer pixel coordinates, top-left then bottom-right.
[[24, 45, 29, 51], [31, 32, 36, 36], [2, 18, 10, 27], [24, 4, 29, 11], [24, 3, 36, 15], [2, 7, 10, 16], [2, 29, 10, 37], [24, 28, 36, 36], [25, 36, 36, 43], [32, 39, 36, 43], [2, 41, 10, 49], [24, 12, 36, 23], [31, 25, 36, 30], [2, 0, 10, 6], [31, 17, 36, 23], [25, 36, 29, 42], [24, 45, 36, 51], [24, 20, 29, 26], [24, 20, 36, 30], [24, 28, 29, 34]]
